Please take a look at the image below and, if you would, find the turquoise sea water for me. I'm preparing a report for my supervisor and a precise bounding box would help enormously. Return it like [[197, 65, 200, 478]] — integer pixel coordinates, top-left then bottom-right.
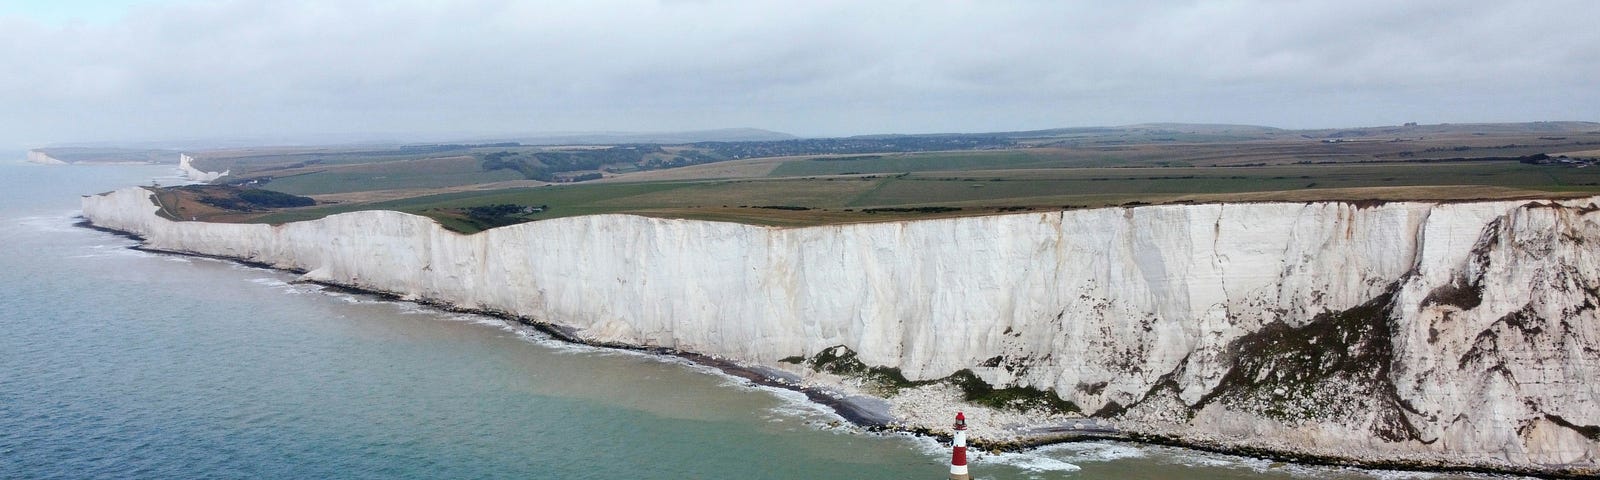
[[0, 162, 1509, 479]]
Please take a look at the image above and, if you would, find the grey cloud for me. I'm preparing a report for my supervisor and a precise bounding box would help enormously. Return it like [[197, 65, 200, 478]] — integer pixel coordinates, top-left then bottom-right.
[[3, 0, 1597, 148]]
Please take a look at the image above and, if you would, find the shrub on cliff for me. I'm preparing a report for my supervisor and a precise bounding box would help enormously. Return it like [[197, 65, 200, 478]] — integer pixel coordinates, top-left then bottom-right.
[[236, 189, 315, 208]]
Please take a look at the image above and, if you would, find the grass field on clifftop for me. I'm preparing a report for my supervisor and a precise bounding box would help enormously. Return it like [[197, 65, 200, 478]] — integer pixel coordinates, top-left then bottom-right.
[[244, 159, 1600, 232], [171, 123, 1600, 232]]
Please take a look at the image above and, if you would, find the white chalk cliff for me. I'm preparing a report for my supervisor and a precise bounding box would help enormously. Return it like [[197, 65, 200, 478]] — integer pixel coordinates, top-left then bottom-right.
[[27, 150, 67, 165], [82, 187, 1600, 473], [178, 154, 228, 182]]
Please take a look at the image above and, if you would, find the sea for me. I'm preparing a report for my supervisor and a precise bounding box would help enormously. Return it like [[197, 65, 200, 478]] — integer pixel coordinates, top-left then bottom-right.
[[0, 160, 1514, 479]]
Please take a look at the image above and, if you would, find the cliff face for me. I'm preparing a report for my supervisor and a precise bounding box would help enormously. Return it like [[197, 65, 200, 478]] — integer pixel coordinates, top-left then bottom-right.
[[27, 150, 67, 165], [178, 154, 228, 182], [82, 187, 1600, 471]]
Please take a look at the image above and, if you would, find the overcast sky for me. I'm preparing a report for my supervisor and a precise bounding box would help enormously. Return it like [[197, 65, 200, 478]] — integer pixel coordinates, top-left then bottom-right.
[[4, 0, 1598, 148]]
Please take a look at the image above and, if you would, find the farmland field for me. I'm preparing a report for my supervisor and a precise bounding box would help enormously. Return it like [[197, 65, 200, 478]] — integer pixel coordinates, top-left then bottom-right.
[[258, 156, 528, 195], [160, 122, 1600, 231]]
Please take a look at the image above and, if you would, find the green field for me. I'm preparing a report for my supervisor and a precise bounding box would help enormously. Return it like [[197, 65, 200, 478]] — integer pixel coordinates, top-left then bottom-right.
[[767, 151, 1073, 176], [190, 146, 508, 173], [167, 122, 1600, 231], [241, 159, 1600, 232], [255, 182, 696, 226], [261, 169, 525, 195], [848, 161, 1600, 207]]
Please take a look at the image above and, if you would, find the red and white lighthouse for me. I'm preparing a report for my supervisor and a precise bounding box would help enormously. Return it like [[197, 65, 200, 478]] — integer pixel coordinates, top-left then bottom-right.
[[949, 411, 970, 480]]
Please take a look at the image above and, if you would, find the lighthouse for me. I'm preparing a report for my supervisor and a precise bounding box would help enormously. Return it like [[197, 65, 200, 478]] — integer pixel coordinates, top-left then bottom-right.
[[949, 411, 970, 480]]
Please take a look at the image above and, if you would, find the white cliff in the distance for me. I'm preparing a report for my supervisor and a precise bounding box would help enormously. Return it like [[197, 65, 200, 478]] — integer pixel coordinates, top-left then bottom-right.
[[81, 187, 1600, 476], [26, 150, 67, 165], [178, 154, 228, 182]]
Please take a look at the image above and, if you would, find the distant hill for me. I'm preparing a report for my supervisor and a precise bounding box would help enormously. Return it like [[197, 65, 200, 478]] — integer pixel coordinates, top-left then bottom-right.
[[842, 122, 1600, 142], [996, 123, 1285, 139], [843, 123, 1286, 141], [1300, 121, 1600, 139], [27, 147, 178, 165], [510, 128, 796, 145]]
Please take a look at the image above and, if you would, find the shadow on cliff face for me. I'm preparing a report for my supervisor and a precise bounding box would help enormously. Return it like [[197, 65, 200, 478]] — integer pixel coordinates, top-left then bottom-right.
[[1196, 287, 1426, 442], [801, 345, 1082, 415]]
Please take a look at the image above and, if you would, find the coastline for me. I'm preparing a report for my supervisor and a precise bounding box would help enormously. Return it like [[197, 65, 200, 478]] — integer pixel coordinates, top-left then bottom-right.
[[73, 217, 1595, 479]]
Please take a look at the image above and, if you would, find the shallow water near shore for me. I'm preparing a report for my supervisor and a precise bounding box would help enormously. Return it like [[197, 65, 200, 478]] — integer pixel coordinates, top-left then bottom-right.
[[0, 162, 1519, 479]]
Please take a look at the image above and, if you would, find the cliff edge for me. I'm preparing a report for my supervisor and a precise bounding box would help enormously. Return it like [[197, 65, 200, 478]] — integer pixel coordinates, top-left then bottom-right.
[[178, 154, 228, 182], [82, 187, 1600, 475], [27, 150, 67, 165]]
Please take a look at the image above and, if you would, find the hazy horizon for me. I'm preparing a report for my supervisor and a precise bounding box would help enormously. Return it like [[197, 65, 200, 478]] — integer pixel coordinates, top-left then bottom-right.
[[4, 0, 1597, 150]]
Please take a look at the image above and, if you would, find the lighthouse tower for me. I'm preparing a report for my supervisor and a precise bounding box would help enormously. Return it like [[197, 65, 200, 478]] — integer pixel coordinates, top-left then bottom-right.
[[949, 411, 970, 480]]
